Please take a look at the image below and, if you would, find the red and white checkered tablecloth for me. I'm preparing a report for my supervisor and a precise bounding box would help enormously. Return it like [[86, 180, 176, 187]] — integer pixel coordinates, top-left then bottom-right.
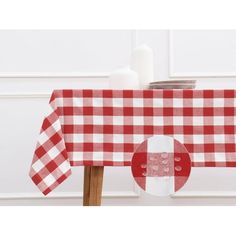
[[29, 89, 236, 195]]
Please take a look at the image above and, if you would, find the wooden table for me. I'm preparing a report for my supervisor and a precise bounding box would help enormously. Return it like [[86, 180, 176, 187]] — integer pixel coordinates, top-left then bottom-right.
[[83, 166, 104, 206]]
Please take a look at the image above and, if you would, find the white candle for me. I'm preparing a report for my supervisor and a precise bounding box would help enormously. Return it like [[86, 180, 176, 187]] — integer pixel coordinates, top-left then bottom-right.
[[130, 44, 154, 89], [109, 67, 140, 89]]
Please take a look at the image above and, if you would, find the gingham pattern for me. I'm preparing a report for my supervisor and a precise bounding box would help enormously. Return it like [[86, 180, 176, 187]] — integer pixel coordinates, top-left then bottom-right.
[[131, 136, 191, 195], [30, 89, 236, 195]]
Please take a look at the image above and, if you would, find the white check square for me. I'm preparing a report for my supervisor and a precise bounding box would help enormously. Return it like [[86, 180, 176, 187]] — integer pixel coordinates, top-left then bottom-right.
[[214, 134, 225, 143], [38, 132, 49, 145], [58, 161, 70, 174], [93, 116, 104, 125], [133, 116, 144, 125], [73, 134, 84, 142], [112, 98, 124, 107], [48, 146, 60, 159], [192, 99, 204, 107], [153, 99, 163, 107], [173, 116, 183, 125], [32, 160, 45, 172], [173, 99, 183, 108], [213, 98, 225, 107], [133, 99, 144, 107], [113, 152, 124, 161], [193, 135, 204, 144], [93, 134, 104, 143], [73, 97, 83, 107], [193, 116, 204, 125], [113, 134, 124, 143], [153, 116, 164, 126], [194, 153, 205, 162], [44, 174, 56, 186], [51, 120, 61, 133], [113, 116, 124, 125], [73, 116, 84, 124], [92, 152, 104, 161], [92, 98, 103, 107], [214, 153, 226, 162], [73, 152, 83, 161], [56, 97, 65, 107], [213, 116, 224, 125]]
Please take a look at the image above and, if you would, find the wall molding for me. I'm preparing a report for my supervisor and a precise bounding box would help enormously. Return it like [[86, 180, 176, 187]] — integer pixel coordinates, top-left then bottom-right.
[[172, 191, 236, 198], [0, 184, 140, 200], [3, 190, 236, 200], [0, 72, 110, 98], [0, 94, 51, 98], [168, 30, 236, 78], [0, 72, 110, 78], [0, 190, 140, 200]]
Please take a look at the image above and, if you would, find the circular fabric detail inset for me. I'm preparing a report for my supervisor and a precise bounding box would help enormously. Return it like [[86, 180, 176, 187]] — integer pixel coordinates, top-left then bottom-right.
[[131, 135, 191, 196]]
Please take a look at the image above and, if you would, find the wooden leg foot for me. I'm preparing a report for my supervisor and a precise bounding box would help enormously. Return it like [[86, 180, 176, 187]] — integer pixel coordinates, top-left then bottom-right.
[[83, 166, 104, 206]]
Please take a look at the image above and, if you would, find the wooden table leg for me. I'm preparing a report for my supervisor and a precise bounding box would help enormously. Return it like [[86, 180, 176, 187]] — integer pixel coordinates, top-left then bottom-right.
[[83, 166, 104, 206]]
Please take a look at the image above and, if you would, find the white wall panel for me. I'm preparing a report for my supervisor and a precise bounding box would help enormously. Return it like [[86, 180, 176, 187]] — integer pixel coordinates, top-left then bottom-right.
[[170, 30, 236, 77], [0, 30, 134, 73]]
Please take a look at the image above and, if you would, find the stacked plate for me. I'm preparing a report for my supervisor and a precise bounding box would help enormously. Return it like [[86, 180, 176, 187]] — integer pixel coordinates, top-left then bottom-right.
[[149, 80, 196, 89]]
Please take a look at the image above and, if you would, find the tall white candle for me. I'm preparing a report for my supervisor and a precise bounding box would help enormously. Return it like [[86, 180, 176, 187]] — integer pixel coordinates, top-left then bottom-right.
[[130, 44, 154, 89], [109, 67, 140, 89]]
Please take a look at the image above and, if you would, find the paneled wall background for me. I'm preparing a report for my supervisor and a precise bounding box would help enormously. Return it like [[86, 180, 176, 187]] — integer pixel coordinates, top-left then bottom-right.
[[1, 30, 236, 205]]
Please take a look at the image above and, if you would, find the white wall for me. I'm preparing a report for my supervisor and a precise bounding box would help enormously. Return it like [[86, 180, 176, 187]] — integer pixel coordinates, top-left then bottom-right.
[[1, 30, 236, 205]]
